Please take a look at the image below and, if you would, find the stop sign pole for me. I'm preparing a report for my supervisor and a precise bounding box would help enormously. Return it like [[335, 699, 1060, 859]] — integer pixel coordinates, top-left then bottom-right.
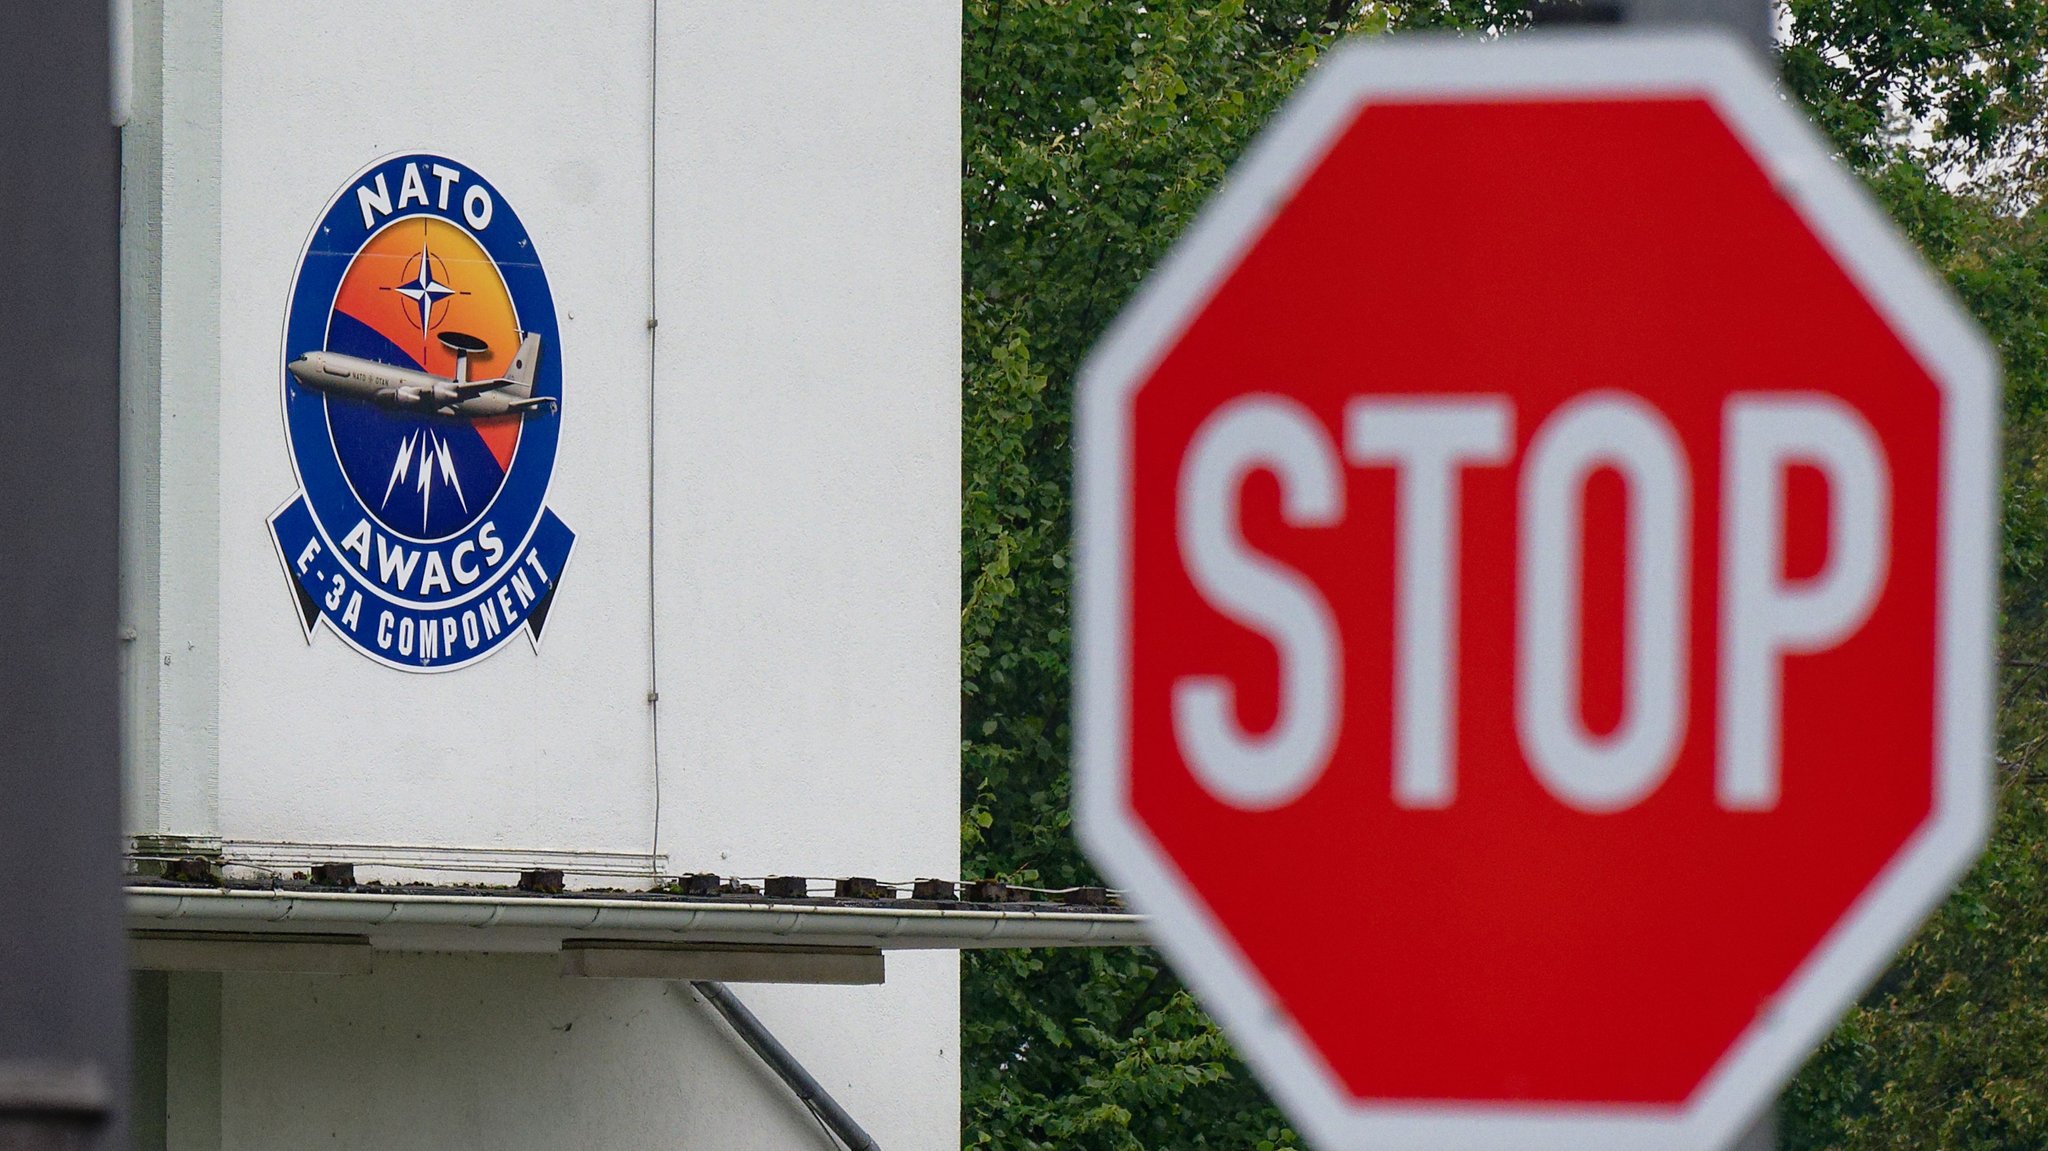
[[1075, 29, 1996, 1151], [1531, 0, 1770, 51]]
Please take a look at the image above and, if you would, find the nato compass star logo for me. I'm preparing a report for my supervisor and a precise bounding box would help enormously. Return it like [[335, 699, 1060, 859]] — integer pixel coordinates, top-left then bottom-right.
[[269, 154, 575, 672], [388, 233, 463, 331]]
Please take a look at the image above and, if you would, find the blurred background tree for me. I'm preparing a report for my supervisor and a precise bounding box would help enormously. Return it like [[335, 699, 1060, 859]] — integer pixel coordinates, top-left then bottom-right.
[[959, 2, 2048, 1147]]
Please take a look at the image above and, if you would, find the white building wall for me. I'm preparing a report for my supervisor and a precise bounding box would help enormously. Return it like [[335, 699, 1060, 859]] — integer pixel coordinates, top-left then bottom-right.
[[213, 0, 659, 858], [649, 9, 963, 1144], [187, 952, 960, 1151], [121, 0, 224, 842], [651, 0, 963, 905], [124, 1, 961, 1147]]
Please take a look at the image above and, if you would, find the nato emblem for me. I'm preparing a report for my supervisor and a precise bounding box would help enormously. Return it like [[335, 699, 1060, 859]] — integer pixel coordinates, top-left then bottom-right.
[[270, 154, 574, 671]]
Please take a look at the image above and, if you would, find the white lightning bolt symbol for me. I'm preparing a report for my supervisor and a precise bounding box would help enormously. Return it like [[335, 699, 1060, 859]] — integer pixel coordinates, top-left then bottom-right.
[[415, 434, 434, 530], [435, 434, 468, 515], [381, 429, 471, 533], [383, 430, 416, 508]]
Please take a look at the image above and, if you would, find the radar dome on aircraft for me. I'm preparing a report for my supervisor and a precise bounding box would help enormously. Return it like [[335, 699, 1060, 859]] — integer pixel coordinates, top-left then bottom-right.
[[437, 330, 491, 356], [437, 330, 491, 383]]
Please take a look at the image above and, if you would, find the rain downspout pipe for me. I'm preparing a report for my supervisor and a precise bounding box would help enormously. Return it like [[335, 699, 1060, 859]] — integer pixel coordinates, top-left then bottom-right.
[[690, 980, 880, 1151]]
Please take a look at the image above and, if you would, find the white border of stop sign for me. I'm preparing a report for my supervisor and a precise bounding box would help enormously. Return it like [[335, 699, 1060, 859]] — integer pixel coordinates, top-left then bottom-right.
[[1074, 30, 1998, 1151]]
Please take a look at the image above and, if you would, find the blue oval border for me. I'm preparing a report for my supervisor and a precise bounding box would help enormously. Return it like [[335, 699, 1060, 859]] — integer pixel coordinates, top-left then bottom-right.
[[268, 153, 576, 672]]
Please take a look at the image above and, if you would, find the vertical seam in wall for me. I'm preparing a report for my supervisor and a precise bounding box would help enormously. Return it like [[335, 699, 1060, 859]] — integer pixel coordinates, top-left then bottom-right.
[[646, 0, 663, 875]]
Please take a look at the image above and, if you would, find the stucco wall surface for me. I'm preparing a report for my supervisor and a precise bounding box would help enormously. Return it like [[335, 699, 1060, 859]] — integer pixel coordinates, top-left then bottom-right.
[[212, 0, 659, 853], [133, 1, 961, 878], [125, 0, 961, 1147], [211, 952, 957, 1151], [650, 1, 964, 897]]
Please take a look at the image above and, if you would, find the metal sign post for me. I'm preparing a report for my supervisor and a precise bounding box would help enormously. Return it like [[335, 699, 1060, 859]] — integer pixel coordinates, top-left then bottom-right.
[[0, 2, 129, 1148], [1533, 0, 1772, 50]]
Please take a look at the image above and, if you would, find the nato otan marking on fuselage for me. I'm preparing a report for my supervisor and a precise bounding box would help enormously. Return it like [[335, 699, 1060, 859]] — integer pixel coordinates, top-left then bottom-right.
[[287, 330, 556, 419]]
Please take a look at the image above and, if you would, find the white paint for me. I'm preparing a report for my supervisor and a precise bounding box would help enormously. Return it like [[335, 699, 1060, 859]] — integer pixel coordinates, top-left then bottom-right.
[[111, 0, 134, 127], [117, 0, 167, 835], [121, 0, 223, 845], [1718, 395, 1890, 809], [1174, 396, 1344, 810], [210, 0, 655, 857], [647, 13, 962, 1143], [148, 954, 954, 1151], [1345, 396, 1513, 808], [650, 2, 960, 889], [1517, 393, 1691, 813], [122, 1, 960, 1147], [1073, 30, 1996, 1151]]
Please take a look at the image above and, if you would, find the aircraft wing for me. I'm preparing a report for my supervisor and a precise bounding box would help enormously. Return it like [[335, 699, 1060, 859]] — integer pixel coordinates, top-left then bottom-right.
[[451, 377, 515, 398]]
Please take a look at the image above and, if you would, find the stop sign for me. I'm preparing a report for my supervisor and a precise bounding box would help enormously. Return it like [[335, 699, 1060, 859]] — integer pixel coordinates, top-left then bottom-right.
[[1075, 33, 1997, 1151]]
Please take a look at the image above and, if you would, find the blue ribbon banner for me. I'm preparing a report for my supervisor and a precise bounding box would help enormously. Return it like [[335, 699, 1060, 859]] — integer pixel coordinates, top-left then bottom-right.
[[271, 497, 574, 671]]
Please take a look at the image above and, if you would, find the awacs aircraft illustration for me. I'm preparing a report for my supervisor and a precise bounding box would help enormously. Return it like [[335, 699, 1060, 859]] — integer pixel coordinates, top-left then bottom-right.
[[287, 330, 556, 419]]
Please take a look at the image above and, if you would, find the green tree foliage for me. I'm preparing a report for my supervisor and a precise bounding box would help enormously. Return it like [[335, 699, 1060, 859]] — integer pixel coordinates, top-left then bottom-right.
[[1778, 3, 2048, 1148], [1781, 0, 2048, 207], [961, 2, 2048, 1147], [961, 7, 1379, 1145]]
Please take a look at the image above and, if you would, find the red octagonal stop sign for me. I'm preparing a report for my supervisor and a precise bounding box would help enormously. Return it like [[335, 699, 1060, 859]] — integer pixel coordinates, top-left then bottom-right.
[[1075, 32, 1998, 1151]]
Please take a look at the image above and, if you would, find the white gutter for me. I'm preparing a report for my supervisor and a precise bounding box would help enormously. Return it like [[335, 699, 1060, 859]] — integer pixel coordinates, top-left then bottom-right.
[[127, 886, 1148, 951]]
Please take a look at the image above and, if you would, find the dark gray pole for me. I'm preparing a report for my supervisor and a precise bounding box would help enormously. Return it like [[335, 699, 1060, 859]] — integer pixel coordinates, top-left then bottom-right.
[[0, 2, 129, 1149], [1731, 1108, 1779, 1151], [1531, 0, 1774, 54]]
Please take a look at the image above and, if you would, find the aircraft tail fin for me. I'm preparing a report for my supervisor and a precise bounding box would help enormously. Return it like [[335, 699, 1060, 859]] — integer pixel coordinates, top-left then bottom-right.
[[501, 331, 542, 391]]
